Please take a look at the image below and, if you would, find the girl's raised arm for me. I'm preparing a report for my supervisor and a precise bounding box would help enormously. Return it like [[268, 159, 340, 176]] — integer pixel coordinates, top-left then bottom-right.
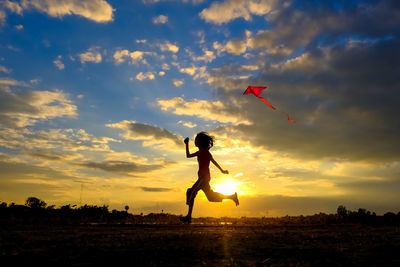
[[184, 138, 197, 158]]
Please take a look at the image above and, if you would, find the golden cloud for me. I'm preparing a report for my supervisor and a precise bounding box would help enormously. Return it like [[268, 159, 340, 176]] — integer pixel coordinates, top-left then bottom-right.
[[79, 47, 102, 64], [0, 88, 77, 128], [200, 0, 277, 24], [157, 97, 251, 125], [53, 55, 65, 70], [153, 14, 168, 24], [113, 49, 154, 64], [135, 72, 155, 81], [21, 0, 114, 23], [172, 79, 184, 87], [158, 41, 179, 53]]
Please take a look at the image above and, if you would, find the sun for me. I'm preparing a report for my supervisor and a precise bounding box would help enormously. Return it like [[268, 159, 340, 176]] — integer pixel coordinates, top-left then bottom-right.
[[212, 178, 241, 195]]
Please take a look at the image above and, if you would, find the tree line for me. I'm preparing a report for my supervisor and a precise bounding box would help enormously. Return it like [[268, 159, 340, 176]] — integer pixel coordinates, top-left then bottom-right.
[[1, 197, 399, 225]]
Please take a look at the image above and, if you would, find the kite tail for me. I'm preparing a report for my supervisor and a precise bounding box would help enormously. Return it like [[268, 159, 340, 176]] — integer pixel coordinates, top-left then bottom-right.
[[256, 95, 276, 110], [282, 111, 296, 123], [245, 86, 295, 123], [256, 95, 295, 123]]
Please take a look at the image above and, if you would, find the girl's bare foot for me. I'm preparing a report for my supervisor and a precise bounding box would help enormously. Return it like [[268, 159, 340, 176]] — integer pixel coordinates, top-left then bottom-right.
[[233, 192, 239, 206]]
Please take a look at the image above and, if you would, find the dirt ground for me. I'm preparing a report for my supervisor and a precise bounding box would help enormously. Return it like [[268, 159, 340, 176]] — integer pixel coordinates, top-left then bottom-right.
[[1, 223, 399, 266]]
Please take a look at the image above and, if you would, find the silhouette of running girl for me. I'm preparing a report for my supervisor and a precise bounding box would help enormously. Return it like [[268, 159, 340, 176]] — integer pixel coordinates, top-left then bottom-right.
[[180, 132, 239, 223]]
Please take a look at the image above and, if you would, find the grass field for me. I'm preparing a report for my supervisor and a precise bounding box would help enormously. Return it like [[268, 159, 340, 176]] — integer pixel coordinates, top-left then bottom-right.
[[1, 223, 400, 266]]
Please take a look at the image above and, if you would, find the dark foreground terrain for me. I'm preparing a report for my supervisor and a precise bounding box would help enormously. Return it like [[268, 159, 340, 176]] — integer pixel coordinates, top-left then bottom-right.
[[1, 223, 399, 266]]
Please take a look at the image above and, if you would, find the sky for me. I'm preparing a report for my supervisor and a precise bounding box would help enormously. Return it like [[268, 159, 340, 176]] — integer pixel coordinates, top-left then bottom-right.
[[0, 0, 399, 217]]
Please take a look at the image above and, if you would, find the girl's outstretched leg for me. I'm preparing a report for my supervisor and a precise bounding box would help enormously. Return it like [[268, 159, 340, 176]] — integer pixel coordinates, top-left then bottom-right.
[[203, 184, 239, 206]]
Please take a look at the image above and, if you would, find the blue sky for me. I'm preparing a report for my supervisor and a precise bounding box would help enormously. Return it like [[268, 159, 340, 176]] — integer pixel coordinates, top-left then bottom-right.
[[1, 0, 399, 217]]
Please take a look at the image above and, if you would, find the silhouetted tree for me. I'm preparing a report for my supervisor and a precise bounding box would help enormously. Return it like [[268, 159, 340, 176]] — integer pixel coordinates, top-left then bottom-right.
[[25, 197, 47, 209], [358, 208, 367, 215], [337, 205, 348, 217], [384, 212, 396, 223], [385, 212, 396, 217], [125, 205, 129, 212], [60, 204, 71, 211]]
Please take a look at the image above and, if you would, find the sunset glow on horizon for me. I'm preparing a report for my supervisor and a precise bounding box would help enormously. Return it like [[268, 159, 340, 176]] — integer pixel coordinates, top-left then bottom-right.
[[212, 178, 242, 196], [1, 0, 399, 217]]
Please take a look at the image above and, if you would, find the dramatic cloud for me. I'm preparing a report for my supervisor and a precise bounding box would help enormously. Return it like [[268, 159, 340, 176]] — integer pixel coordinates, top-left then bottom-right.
[[200, 0, 278, 24], [206, 64, 255, 91], [206, 1, 400, 161], [217, 0, 400, 58], [18, 0, 114, 23], [0, 154, 80, 198], [106, 120, 182, 150], [157, 97, 250, 125], [0, 87, 77, 128], [0, 127, 116, 153], [26, 149, 74, 161], [139, 186, 172, 192], [76, 159, 166, 176]]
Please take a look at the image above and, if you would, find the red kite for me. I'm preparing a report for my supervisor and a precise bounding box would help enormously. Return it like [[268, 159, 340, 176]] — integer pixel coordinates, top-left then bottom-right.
[[243, 86, 295, 123]]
